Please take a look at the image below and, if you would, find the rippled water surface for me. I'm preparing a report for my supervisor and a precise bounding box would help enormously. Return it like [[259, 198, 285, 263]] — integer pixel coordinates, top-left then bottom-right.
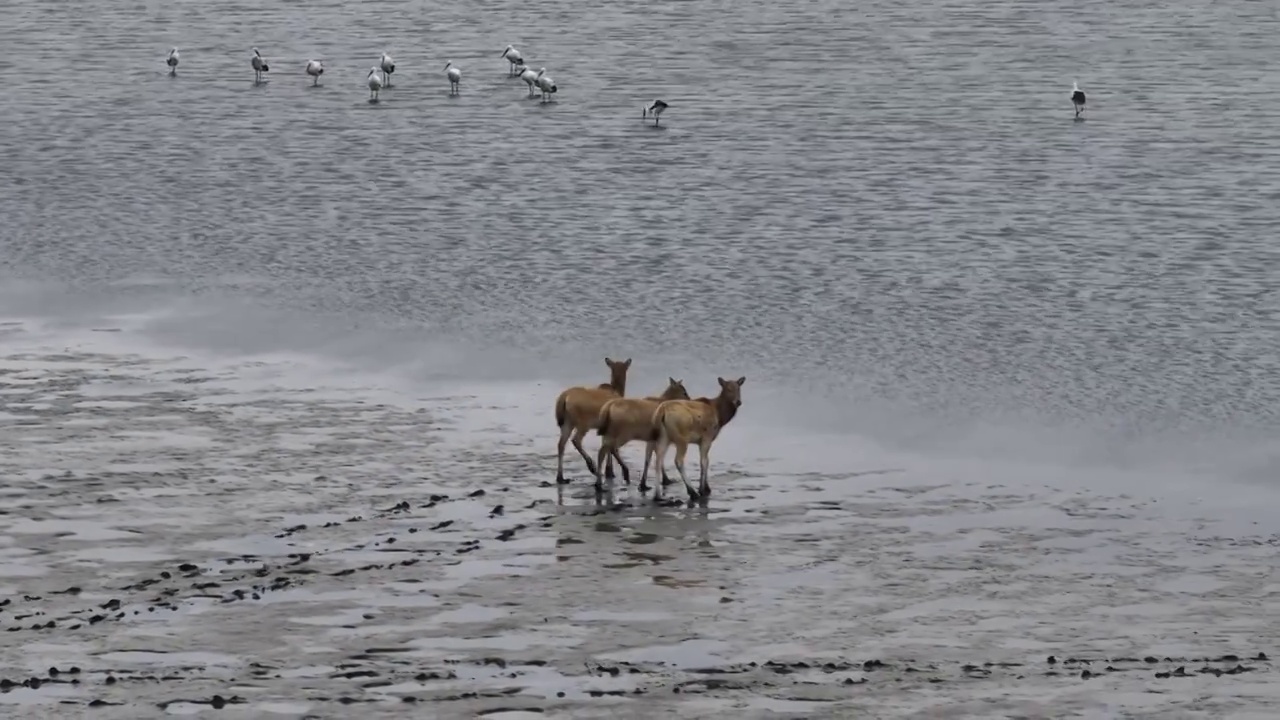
[[5, 0, 1280, 444]]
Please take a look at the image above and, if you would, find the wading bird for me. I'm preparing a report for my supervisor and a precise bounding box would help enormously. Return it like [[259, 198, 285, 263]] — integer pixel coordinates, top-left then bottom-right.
[[1071, 81, 1086, 118], [166, 47, 179, 76], [380, 52, 396, 87], [534, 67, 557, 103], [516, 64, 538, 97], [445, 61, 461, 94], [643, 99, 668, 125], [251, 47, 269, 83], [306, 59, 324, 86], [367, 67, 384, 101], [501, 45, 523, 75]]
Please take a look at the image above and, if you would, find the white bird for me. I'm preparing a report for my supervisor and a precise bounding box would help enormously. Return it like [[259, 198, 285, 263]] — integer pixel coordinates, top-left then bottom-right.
[[1071, 81, 1087, 118], [516, 64, 538, 97], [251, 47, 269, 83], [445, 61, 461, 95], [166, 47, 179, 76], [367, 67, 384, 101], [306, 59, 324, 86], [501, 45, 523, 75], [643, 99, 669, 125], [380, 52, 396, 87], [534, 67, 557, 103]]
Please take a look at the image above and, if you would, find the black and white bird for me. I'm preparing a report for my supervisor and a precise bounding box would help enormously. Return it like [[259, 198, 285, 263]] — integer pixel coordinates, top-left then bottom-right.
[[306, 59, 324, 86], [367, 67, 384, 101], [166, 47, 179, 76], [251, 47, 269, 83], [534, 67, 557, 103], [380, 52, 396, 87], [516, 64, 538, 97], [501, 45, 523, 75], [643, 99, 669, 125], [1071, 81, 1086, 118], [445, 61, 461, 95]]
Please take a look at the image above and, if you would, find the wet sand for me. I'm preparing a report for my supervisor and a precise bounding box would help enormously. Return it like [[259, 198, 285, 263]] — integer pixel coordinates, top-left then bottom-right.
[[2, 316, 1279, 719]]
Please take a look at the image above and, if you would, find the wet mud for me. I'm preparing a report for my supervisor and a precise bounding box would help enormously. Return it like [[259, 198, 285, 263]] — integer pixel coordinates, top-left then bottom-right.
[[3, 320, 1280, 718]]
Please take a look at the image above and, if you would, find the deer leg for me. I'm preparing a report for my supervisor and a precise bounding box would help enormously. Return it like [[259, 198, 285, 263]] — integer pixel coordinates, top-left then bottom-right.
[[674, 443, 697, 500], [555, 423, 572, 484], [639, 442, 654, 493], [593, 441, 611, 492], [651, 438, 670, 500], [570, 426, 598, 477], [611, 448, 630, 486], [698, 440, 712, 498]]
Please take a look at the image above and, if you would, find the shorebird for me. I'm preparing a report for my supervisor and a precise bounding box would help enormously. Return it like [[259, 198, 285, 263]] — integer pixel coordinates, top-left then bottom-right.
[[367, 67, 384, 101], [251, 47, 269, 83], [306, 59, 324, 86], [379, 52, 395, 87], [643, 99, 668, 125], [501, 45, 523, 75], [534, 68, 557, 103], [516, 64, 538, 97], [1071, 81, 1087, 118], [445, 61, 461, 95], [166, 47, 179, 76]]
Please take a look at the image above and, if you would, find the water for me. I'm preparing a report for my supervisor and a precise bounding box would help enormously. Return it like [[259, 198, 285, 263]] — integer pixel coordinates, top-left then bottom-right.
[[4, 0, 1280, 716], [5, 0, 1280, 447]]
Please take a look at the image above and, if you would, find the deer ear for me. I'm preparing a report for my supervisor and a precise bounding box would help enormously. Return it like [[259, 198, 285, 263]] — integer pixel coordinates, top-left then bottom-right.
[[624, 358, 632, 368], [605, 357, 613, 365], [717, 377, 726, 386], [737, 376, 746, 386], [669, 376, 676, 384]]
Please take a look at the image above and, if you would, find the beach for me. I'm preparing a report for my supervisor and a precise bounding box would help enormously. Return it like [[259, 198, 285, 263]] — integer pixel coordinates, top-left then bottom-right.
[[2, 313, 1278, 719]]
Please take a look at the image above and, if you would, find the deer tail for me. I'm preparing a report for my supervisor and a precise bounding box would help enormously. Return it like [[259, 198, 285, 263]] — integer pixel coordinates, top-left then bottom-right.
[[649, 404, 667, 442], [555, 395, 568, 428]]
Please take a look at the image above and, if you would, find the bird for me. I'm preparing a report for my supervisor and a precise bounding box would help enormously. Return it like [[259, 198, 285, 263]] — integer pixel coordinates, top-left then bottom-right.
[[367, 67, 384, 101], [534, 68, 557, 103], [643, 99, 669, 125], [445, 61, 461, 95], [516, 64, 539, 97], [306, 60, 324, 86], [166, 47, 179, 76], [380, 53, 396, 87], [501, 45, 523, 75], [1071, 81, 1086, 118], [251, 48, 269, 83]]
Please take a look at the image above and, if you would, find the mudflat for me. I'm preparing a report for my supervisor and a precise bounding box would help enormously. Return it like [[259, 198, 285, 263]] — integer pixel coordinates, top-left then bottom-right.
[[1, 319, 1278, 719]]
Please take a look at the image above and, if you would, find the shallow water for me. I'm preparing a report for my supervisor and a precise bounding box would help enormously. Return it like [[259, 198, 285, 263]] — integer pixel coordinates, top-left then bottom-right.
[[4, 0, 1280, 715], [0, 318, 1278, 717]]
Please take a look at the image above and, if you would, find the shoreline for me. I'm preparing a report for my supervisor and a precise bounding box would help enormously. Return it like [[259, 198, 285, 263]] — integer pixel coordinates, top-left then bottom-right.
[[1, 316, 1279, 717]]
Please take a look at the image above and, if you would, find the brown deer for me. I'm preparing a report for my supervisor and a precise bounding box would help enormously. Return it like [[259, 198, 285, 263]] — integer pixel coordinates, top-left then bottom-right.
[[593, 377, 690, 492], [651, 376, 745, 501], [554, 357, 631, 483]]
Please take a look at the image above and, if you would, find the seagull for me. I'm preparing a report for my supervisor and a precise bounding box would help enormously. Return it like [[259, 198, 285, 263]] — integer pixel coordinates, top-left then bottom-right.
[[534, 68, 557, 103], [380, 52, 396, 87], [643, 99, 669, 125], [166, 48, 179, 76], [516, 64, 538, 97], [306, 59, 324, 86], [501, 45, 523, 75], [251, 47, 269, 83], [1071, 81, 1086, 118], [445, 61, 461, 95], [367, 67, 384, 101]]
